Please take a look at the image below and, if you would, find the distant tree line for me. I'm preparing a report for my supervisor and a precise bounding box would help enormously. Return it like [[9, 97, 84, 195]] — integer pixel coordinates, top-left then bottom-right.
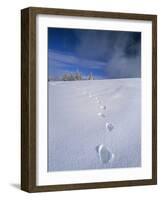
[[62, 71, 82, 81], [62, 72, 94, 81], [49, 71, 94, 81]]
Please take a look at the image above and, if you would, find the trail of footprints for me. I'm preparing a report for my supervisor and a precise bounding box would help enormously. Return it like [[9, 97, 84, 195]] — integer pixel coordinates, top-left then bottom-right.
[[82, 89, 114, 165]]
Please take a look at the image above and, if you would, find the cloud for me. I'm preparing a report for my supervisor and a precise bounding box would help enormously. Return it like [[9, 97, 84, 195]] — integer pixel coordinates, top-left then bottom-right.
[[48, 49, 107, 70], [74, 30, 116, 62], [104, 32, 141, 78], [74, 30, 141, 78], [106, 54, 141, 78]]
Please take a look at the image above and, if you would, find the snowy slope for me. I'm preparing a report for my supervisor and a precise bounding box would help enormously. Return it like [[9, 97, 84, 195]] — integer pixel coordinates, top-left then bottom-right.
[[48, 78, 141, 171]]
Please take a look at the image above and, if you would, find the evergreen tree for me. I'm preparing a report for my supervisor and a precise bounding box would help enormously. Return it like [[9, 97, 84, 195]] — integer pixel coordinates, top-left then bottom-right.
[[88, 72, 94, 80], [62, 73, 68, 81]]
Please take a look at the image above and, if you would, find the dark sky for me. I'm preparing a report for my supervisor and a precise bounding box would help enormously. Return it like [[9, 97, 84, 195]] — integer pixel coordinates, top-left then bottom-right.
[[48, 27, 141, 80]]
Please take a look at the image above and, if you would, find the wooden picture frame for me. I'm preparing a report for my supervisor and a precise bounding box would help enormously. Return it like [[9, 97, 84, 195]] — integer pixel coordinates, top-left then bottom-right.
[[21, 7, 157, 192]]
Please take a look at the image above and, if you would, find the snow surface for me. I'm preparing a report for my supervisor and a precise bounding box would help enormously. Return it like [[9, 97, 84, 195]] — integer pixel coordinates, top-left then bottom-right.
[[48, 78, 141, 172]]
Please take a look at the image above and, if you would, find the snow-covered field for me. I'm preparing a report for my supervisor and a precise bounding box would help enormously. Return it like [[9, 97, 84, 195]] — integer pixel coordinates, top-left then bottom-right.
[[48, 78, 141, 172]]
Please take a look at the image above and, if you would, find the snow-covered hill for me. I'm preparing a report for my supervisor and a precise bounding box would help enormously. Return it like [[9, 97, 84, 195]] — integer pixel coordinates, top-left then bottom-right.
[[48, 78, 141, 171]]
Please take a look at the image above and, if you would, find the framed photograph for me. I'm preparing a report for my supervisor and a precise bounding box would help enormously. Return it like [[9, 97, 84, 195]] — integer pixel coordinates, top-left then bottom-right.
[[21, 7, 157, 192]]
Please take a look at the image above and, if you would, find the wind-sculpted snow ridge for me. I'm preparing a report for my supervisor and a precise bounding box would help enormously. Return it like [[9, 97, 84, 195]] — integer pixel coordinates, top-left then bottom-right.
[[48, 78, 141, 171]]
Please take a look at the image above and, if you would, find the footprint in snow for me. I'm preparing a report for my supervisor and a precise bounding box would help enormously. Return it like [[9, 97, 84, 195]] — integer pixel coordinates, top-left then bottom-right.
[[96, 144, 114, 164], [105, 122, 114, 132], [96, 99, 101, 104], [97, 112, 106, 118], [100, 105, 106, 110]]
